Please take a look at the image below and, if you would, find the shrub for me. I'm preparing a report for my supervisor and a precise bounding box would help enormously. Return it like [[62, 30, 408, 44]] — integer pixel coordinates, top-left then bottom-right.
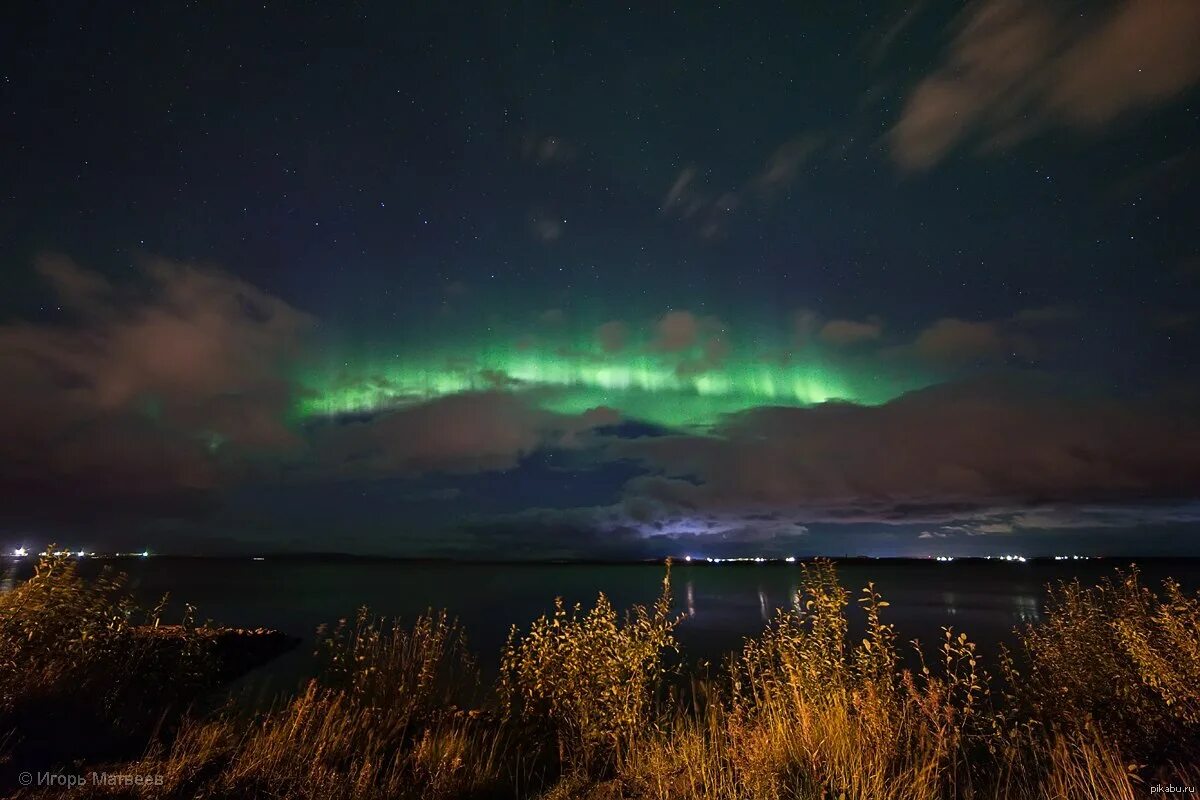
[[0, 548, 215, 773], [499, 563, 679, 776], [1003, 567, 1200, 770]]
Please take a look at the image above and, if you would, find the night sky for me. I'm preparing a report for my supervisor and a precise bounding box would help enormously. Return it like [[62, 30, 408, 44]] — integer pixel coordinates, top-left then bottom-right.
[[3, 2, 1200, 557]]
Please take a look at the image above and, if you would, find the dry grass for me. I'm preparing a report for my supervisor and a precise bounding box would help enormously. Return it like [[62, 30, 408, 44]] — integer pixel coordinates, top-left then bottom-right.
[[4, 557, 1199, 799], [119, 609, 512, 800], [0, 548, 216, 779], [1001, 567, 1200, 773]]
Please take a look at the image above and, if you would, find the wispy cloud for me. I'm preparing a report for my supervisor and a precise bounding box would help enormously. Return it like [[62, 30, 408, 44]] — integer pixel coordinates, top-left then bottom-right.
[[892, 0, 1200, 169]]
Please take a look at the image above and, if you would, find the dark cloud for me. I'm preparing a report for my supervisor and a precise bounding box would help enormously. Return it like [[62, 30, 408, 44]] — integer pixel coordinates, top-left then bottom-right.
[[0, 255, 311, 513], [611, 376, 1200, 525], [892, 0, 1200, 169], [310, 392, 619, 477]]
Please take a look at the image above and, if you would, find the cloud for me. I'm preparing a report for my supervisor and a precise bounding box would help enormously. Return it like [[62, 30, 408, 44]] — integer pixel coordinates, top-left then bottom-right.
[[652, 310, 703, 352], [310, 391, 619, 477], [661, 166, 698, 213], [660, 166, 739, 239], [866, 0, 931, 64], [0, 255, 311, 511], [595, 320, 630, 353], [900, 307, 1076, 366], [912, 318, 1034, 364], [648, 311, 730, 377], [892, 0, 1200, 169], [752, 136, 823, 198], [661, 135, 822, 237], [819, 318, 884, 347], [465, 502, 811, 558], [611, 375, 1200, 525]]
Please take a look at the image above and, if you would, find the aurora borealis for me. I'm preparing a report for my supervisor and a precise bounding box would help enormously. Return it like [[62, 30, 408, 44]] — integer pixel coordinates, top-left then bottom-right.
[[292, 332, 933, 427], [3, 2, 1200, 557]]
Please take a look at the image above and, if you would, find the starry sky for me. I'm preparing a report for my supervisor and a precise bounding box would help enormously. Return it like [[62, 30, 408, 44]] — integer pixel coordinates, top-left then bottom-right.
[[2, 1, 1200, 557]]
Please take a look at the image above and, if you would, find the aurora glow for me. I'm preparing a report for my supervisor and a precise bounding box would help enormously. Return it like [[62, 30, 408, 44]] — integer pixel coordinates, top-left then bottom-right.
[[294, 336, 936, 427]]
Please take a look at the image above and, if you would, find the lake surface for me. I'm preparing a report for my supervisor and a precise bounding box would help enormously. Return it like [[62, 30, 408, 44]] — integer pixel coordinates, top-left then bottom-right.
[[4, 557, 1199, 697]]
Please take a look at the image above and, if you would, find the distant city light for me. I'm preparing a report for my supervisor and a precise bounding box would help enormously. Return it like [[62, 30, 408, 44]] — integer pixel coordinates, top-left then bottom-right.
[[12, 547, 27, 557]]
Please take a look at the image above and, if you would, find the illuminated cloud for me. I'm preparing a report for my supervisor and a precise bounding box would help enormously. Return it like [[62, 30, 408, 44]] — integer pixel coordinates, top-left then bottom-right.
[[310, 391, 618, 476], [895, 307, 1077, 366], [613, 376, 1200, 525], [892, 0, 1200, 169], [0, 255, 311, 509], [912, 318, 1035, 364]]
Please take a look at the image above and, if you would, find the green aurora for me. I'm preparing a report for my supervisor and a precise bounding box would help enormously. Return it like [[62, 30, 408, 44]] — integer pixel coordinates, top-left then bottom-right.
[[293, 335, 938, 428]]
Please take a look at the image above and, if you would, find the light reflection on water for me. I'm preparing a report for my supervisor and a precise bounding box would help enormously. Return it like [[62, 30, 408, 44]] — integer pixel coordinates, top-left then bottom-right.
[[1013, 594, 1040, 623], [943, 591, 958, 616]]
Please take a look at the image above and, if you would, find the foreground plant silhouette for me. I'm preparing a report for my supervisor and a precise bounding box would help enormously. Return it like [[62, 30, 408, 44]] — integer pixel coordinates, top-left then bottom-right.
[[2, 558, 1198, 799]]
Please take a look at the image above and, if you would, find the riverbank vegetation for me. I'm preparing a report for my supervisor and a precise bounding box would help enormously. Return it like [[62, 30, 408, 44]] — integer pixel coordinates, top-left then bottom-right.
[[2, 552, 1197, 798]]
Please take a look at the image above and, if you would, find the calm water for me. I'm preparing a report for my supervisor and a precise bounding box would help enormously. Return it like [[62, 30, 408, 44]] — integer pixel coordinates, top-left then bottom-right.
[[4, 557, 1198, 695]]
